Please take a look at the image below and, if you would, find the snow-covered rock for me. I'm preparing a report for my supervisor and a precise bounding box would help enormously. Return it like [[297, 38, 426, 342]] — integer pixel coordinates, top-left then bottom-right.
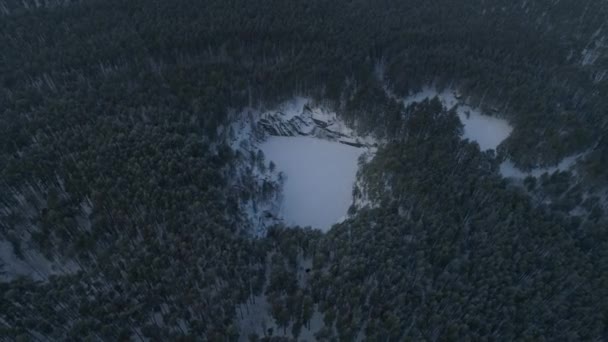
[[256, 98, 376, 147], [258, 113, 314, 136]]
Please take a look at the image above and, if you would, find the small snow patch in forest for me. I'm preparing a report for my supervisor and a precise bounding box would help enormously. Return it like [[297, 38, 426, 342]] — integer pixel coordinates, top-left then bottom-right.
[[456, 109, 513, 151], [0, 240, 80, 282], [499, 153, 586, 179], [237, 295, 324, 341]]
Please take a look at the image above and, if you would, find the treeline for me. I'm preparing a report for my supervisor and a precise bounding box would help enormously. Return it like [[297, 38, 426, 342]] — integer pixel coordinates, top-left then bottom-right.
[[1, 0, 607, 166]]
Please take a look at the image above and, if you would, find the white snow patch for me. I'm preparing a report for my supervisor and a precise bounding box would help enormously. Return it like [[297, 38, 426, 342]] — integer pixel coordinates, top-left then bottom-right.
[[237, 295, 324, 341], [456, 108, 513, 151], [351, 151, 379, 212], [236, 252, 325, 340], [581, 30, 606, 66], [352, 177, 376, 212], [500, 153, 586, 179], [299, 308, 326, 341], [0, 240, 80, 282], [224, 109, 284, 236], [260, 136, 364, 231], [402, 87, 445, 108], [403, 87, 513, 151], [236, 294, 277, 339]]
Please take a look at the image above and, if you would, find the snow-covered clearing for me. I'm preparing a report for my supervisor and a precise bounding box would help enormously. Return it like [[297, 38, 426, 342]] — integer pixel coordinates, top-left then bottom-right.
[[457, 110, 513, 151], [260, 136, 364, 231], [236, 252, 325, 341], [237, 293, 325, 341], [0, 186, 84, 282]]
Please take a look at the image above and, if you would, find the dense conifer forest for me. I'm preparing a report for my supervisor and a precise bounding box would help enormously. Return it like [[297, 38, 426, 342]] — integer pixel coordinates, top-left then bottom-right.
[[1, 0, 607, 340]]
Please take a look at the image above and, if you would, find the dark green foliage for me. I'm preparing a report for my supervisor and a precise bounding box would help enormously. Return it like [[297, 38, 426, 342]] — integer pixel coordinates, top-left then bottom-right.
[[310, 104, 608, 340], [0, 0, 607, 340]]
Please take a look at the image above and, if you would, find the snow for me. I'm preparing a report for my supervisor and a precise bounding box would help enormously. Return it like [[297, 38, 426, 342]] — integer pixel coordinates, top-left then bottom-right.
[[351, 151, 378, 211], [237, 294, 278, 339], [403, 87, 513, 151], [403, 87, 444, 108], [0, 240, 80, 282], [274, 96, 310, 121], [257, 97, 378, 146], [0, 185, 82, 282], [237, 294, 324, 341], [224, 108, 284, 236], [260, 136, 364, 231], [499, 153, 586, 179], [456, 109, 513, 151], [236, 252, 325, 341], [299, 308, 326, 341]]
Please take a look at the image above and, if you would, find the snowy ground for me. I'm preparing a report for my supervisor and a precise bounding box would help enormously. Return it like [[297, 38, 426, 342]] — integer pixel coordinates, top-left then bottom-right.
[[237, 294, 325, 341], [0, 186, 83, 282], [457, 110, 513, 151], [260, 136, 364, 231]]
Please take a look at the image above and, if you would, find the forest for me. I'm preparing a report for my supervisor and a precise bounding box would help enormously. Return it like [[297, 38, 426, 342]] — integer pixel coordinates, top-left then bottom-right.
[[1, 0, 607, 340]]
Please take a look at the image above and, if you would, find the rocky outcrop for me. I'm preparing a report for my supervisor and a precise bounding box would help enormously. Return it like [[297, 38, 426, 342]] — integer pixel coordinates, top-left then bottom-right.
[[258, 104, 349, 140], [258, 111, 315, 136], [255, 99, 377, 149]]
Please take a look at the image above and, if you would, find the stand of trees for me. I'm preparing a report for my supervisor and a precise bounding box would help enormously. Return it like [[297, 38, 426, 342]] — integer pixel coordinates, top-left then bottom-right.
[[310, 100, 608, 340], [0, 0, 607, 340]]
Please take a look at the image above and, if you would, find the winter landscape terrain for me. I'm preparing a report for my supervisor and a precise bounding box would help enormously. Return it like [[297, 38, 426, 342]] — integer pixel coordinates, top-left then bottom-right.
[[2, 0, 608, 340], [228, 97, 377, 234], [231, 88, 593, 237]]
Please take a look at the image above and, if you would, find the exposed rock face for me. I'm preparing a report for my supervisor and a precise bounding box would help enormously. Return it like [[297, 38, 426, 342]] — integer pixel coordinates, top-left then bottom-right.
[[256, 102, 372, 147], [258, 111, 315, 136]]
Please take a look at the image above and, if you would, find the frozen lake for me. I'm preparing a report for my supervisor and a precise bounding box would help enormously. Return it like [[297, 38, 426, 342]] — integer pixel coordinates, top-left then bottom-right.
[[260, 136, 364, 231]]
